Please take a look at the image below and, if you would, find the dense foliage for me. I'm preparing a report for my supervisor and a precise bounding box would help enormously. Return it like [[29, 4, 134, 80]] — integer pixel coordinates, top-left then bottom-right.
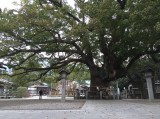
[[0, 0, 160, 87]]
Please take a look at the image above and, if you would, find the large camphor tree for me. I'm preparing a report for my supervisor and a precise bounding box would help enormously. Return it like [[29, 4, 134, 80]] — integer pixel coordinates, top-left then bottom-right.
[[0, 0, 160, 88]]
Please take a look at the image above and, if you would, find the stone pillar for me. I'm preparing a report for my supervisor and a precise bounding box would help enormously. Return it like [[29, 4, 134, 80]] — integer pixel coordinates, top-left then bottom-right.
[[61, 78, 66, 102], [146, 77, 154, 100], [100, 91, 103, 100], [116, 81, 120, 100], [59, 68, 68, 102], [143, 66, 154, 101], [112, 89, 115, 100], [86, 91, 88, 99]]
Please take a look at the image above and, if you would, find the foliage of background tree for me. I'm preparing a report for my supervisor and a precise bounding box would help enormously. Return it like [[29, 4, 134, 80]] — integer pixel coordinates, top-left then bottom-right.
[[0, 0, 160, 88], [14, 86, 28, 98], [9, 56, 46, 89], [67, 63, 90, 81]]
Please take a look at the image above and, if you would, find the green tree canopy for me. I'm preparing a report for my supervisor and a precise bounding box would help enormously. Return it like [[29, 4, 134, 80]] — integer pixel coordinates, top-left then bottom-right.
[[0, 0, 160, 88]]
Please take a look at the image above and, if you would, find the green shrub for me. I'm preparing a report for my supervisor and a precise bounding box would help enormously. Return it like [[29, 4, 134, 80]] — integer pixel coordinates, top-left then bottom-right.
[[15, 87, 28, 98]]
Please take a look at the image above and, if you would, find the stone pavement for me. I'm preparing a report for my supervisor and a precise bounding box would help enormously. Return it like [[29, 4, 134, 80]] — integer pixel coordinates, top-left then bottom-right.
[[0, 99, 160, 119]]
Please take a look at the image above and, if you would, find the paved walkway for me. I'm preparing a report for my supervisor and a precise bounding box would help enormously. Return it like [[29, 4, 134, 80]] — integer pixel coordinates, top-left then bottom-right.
[[0, 99, 160, 119]]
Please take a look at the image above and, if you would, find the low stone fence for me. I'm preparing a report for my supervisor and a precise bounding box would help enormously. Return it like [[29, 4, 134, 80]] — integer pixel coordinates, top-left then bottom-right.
[[0, 96, 13, 99], [86, 91, 100, 99]]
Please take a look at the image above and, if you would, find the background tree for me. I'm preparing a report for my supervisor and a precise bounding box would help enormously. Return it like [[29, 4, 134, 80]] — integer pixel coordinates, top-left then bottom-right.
[[67, 63, 90, 81], [0, 0, 160, 89], [14, 86, 28, 98]]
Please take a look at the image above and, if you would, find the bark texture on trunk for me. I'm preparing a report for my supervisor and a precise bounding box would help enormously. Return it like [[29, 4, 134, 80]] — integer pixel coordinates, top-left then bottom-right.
[[88, 63, 126, 91], [89, 67, 109, 90]]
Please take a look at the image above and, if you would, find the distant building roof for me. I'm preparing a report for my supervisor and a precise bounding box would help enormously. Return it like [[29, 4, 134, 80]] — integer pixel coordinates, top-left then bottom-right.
[[29, 82, 49, 88], [30, 85, 48, 88]]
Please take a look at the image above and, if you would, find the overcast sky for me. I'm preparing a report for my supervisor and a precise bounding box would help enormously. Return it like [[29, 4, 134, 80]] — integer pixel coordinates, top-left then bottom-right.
[[0, 0, 75, 10]]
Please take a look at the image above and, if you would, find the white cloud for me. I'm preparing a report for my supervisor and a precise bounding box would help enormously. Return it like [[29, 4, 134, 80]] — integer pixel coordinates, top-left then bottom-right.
[[0, 0, 21, 10]]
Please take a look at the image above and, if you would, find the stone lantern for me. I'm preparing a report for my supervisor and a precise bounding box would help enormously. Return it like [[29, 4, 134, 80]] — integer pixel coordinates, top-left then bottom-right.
[[59, 67, 68, 102], [143, 66, 154, 100]]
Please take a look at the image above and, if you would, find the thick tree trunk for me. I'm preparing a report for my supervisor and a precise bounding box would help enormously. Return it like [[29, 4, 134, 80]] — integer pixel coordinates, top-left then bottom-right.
[[88, 62, 125, 91], [89, 67, 109, 90]]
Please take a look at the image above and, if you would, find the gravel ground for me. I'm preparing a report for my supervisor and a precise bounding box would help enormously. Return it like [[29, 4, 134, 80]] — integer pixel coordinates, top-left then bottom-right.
[[0, 99, 85, 110], [122, 99, 160, 105], [0, 99, 160, 119]]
